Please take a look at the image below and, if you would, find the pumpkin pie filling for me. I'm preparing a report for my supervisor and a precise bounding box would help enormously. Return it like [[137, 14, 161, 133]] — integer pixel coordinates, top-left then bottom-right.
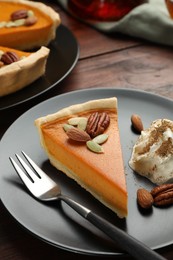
[[0, 0, 61, 50], [35, 98, 128, 218]]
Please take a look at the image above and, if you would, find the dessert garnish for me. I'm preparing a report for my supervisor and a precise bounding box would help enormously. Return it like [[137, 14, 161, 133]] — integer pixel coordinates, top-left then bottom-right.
[[86, 112, 110, 138], [0, 49, 27, 67], [63, 112, 110, 153], [129, 119, 173, 185], [137, 188, 154, 209], [131, 114, 144, 133], [66, 127, 91, 142], [0, 9, 38, 28], [0, 51, 20, 65], [137, 184, 173, 210], [151, 183, 173, 207]]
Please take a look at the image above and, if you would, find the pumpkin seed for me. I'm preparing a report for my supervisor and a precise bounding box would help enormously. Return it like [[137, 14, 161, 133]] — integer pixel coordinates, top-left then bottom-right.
[[0, 21, 7, 28], [14, 19, 26, 27], [86, 140, 104, 153], [27, 10, 34, 17], [68, 117, 87, 126], [77, 118, 88, 131], [63, 124, 74, 132], [93, 134, 109, 144], [5, 21, 16, 28]]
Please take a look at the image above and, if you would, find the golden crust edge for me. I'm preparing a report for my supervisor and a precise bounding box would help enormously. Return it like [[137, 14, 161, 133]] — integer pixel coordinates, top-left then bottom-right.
[[0, 46, 50, 96], [35, 97, 118, 125]]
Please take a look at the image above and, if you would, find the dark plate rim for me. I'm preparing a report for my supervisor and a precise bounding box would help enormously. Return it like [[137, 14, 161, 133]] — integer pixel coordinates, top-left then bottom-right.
[[0, 24, 79, 111]]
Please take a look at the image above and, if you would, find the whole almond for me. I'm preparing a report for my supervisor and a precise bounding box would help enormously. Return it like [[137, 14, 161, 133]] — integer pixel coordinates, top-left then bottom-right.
[[137, 188, 153, 209], [25, 16, 38, 26], [131, 114, 144, 133], [66, 128, 91, 142]]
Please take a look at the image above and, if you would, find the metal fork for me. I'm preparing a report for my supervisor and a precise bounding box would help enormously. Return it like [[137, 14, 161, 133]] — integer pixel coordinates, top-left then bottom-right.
[[9, 151, 165, 260]]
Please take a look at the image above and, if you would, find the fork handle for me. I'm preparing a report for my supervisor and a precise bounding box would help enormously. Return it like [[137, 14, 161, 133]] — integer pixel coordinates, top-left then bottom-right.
[[60, 196, 165, 260], [87, 211, 165, 260]]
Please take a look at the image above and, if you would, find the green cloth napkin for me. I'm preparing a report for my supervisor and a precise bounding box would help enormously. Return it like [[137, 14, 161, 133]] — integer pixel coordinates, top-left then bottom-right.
[[58, 0, 173, 46], [103, 0, 173, 46]]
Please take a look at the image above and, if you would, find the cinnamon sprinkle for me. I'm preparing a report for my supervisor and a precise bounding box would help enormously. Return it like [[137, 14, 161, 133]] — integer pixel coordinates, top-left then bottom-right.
[[138, 119, 173, 157]]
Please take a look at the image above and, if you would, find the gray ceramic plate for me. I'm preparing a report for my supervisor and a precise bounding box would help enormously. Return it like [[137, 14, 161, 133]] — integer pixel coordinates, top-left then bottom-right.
[[0, 88, 173, 256], [0, 25, 79, 111]]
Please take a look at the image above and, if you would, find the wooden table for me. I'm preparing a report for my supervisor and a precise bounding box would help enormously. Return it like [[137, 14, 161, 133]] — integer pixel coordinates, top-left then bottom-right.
[[1, 1, 173, 259]]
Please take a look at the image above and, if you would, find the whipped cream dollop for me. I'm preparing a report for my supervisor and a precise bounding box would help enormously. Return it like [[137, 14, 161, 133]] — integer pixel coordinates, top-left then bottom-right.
[[129, 119, 173, 185]]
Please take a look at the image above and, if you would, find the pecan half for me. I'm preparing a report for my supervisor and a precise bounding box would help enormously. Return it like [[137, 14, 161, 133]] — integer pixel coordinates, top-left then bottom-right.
[[11, 9, 28, 21], [151, 184, 173, 207], [1, 52, 19, 65], [86, 112, 110, 138]]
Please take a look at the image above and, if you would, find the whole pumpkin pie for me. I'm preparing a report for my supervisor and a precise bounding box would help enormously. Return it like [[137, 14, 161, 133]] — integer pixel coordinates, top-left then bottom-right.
[[35, 98, 128, 218], [0, 0, 61, 50], [0, 45, 49, 96]]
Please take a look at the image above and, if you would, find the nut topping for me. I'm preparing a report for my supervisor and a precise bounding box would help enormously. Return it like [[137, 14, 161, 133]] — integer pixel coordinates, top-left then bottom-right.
[[66, 128, 91, 142], [0, 10, 38, 29], [137, 188, 153, 209], [0, 61, 4, 68], [151, 184, 173, 206], [11, 9, 28, 21], [86, 140, 104, 153], [1, 51, 19, 64], [131, 114, 144, 133], [64, 112, 110, 153], [137, 184, 173, 212], [92, 134, 109, 144], [86, 112, 110, 138], [25, 16, 38, 26]]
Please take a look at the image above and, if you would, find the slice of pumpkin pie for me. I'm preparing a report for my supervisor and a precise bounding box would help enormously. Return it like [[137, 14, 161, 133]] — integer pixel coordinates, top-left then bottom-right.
[[35, 98, 128, 218], [0, 0, 61, 50], [0, 45, 49, 96]]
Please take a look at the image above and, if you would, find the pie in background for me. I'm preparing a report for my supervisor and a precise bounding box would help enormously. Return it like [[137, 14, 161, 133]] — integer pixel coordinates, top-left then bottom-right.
[[0, 0, 61, 50], [0, 46, 50, 97], [0, 0, 61, 96]]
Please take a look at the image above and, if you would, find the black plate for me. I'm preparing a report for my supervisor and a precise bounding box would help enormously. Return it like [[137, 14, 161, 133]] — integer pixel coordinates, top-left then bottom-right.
[[0, 25, 79, 111], [1, 88, 173, 256]]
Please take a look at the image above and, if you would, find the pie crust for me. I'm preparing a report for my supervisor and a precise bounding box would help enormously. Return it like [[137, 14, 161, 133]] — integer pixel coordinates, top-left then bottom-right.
[[0, 46, 49, 96]]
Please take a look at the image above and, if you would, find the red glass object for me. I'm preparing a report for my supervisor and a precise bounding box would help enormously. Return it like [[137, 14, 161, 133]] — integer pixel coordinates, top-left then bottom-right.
[[165, 0, 173, 18], [68, 0, 148, 22]]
